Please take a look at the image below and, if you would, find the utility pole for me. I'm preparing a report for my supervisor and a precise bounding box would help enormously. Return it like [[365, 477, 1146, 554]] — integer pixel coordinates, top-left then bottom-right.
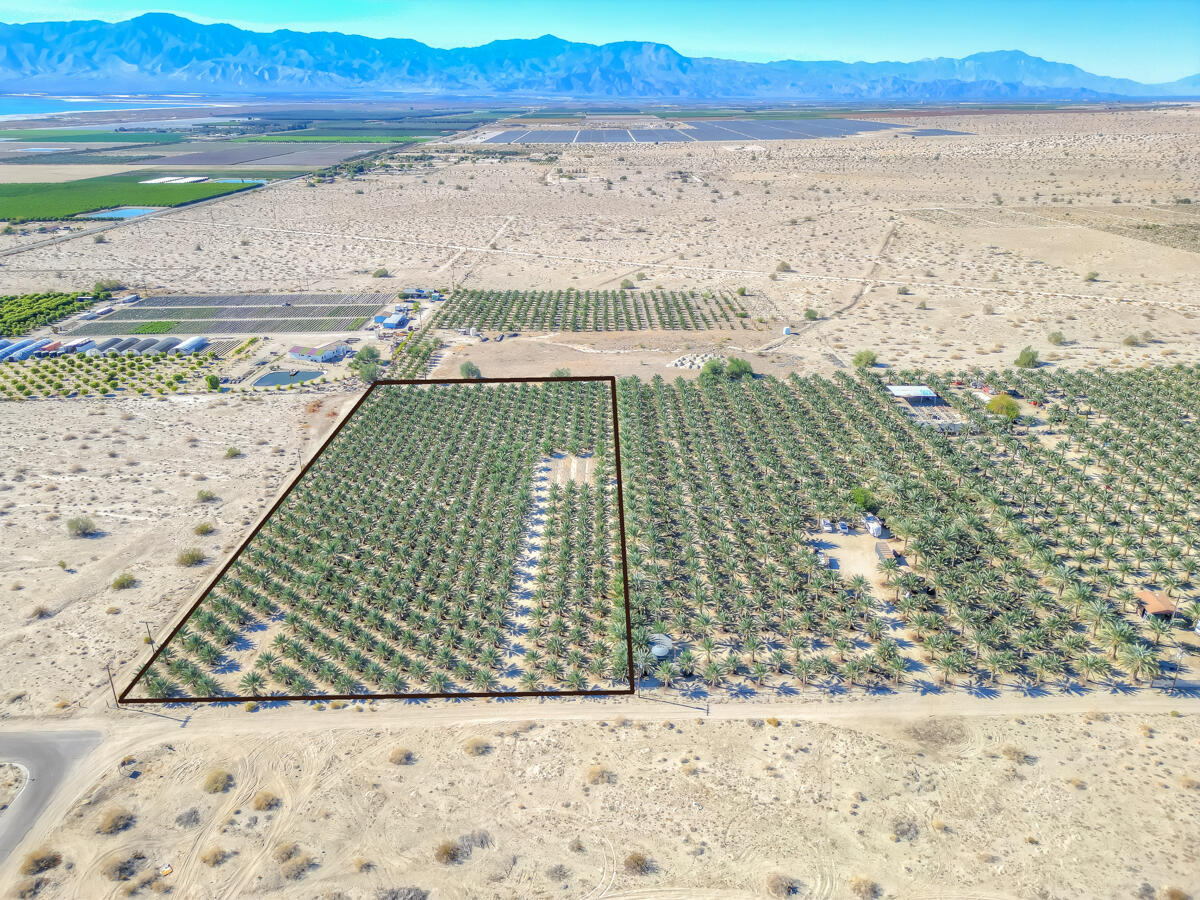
[[104, 664, 120, 707], [140, 621, 154, 648]]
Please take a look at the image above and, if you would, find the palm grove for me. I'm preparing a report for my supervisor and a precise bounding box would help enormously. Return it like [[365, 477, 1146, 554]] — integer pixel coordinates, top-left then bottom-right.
[[133, 365, 1199, 699]]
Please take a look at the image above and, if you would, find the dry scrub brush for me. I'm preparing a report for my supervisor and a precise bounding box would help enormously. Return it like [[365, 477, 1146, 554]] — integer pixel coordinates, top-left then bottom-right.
[[95, 807, 135, 835], [19, 848, 61, 875], [203, 769, 233, 793]]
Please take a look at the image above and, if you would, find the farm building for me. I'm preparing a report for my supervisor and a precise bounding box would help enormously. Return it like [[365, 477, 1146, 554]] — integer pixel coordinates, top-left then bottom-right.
[[887, 385, 940, 405], [108, 338, 140, 355], [144, 337, 181, 355], [289, 341, 350, 363], [34, 340, 63, 357], [126, 338, 159, 355], [1136, 589, 1177, 618], [86, 338, 122, 356], [401, 288, 427, 298], [9, 338, 52, 361], [380, 313, 408, 330], [173, 336, 209, 355], [0, 339, 35, 361], [61, 338, 94, 353]]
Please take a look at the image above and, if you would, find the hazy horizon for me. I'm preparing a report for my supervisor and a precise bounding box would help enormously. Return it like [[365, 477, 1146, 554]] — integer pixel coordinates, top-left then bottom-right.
[[0, 0, 1196, 83]]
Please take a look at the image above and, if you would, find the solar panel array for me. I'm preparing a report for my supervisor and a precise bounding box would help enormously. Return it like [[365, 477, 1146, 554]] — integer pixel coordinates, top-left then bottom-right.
[[481, 118, 909, 144]]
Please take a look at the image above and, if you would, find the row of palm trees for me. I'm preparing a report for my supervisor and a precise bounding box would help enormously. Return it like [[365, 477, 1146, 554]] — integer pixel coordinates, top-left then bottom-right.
[[137, 380, 624, 699], [435, 287, 740, 332]]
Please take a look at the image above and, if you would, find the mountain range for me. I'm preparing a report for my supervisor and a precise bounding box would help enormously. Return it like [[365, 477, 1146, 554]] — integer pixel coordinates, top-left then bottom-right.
[[0, 13, 1196, 101]]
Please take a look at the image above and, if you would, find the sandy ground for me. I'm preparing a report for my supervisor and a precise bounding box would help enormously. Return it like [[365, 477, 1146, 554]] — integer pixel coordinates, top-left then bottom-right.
[[4, 703, 1199, 899], [1, 107, 1200, 898], [0, 389, 359, 715], [0, 108, 1193, 376], [0, 164, 142, 183], [0, 762, 23, 816]]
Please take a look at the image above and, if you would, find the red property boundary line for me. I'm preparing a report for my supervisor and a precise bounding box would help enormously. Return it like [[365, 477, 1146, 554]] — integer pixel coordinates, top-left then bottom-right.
[[120, 375, 636, 704]]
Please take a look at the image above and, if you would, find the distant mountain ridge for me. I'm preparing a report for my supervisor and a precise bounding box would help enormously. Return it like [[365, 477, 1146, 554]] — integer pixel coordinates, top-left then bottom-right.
[[0, 13, 1195, 100]]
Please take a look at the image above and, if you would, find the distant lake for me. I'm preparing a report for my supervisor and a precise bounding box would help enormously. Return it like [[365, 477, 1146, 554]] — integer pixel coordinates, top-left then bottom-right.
[[0, 95, 202, 119]]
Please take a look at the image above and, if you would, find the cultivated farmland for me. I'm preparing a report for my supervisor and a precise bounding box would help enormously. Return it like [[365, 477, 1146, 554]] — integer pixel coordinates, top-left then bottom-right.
[[67, 291, 392, 336], [127, 379, 629, 700], [0, 291, 93, 336], [436, 287, 749, 332], [619, 365, 1199, 692], [0, 173, 255, 221]]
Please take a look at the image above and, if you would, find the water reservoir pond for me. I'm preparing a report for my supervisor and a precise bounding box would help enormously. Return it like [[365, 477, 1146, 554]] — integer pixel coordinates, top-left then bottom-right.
[[254, 369, 322, 387]]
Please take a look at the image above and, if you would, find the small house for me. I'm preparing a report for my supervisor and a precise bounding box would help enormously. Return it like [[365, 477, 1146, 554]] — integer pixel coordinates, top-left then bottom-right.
[[289, 341, 350, 363], [1136, 589, 1176, 618]]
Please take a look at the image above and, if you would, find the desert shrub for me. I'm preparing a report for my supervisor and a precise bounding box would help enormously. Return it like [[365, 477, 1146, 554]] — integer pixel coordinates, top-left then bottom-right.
[[199, 846, 228, 867], [725, 357, 752, 379], [101, 851, 145, 881], [804, 308, 818, 320], [96, 807, 135, 834], [375, 890, 429, 900], [585, 764, 615, 784], [372, 268, 389, 278], [19, 848, 61, 875], [775, 261, 792, 272], [177, 548, 205, 567], [624, 852, 653, 875], [1084, 271, 1100, 282], [849, 875, 878, 898], [65, 516, 95, 538], [852, 349, 877, 368], [196, 489, 217, 502], [547, 863, 570, 880], [13, 878, 48, 899], [224, 446, 241, 458], [273, 842, 299, 863], [1014, 346, 1039, 368], [175, 807, 200, 828], [766, 873, 799, 897], [620, 279, 635, 290], [987, 394, 1020, 422], [897, 285, 912, 295], [459, 361, 481, 379], [111, 572, 136, 590], [389, 747, 415, 765], [252, 791, 280, 811], [1001, 744, 1030, 764], [434, 840, 460, 864], [463, 737, 491, 756], [280, 854, 315, 880], [1122, 334, 1141, 346], [202, 769, 233, 793], [568, 836, 584, 852], [193, 521, 215, 536], [1048, 330, 1065, 345]]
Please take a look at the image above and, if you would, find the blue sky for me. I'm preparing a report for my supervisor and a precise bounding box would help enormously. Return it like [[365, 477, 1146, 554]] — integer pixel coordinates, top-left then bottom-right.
[[0, 0, 1196, 82]]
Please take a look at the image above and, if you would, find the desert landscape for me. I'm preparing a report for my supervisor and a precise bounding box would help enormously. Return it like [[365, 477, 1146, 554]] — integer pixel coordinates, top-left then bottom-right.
[[1, 100, 1199, 900]]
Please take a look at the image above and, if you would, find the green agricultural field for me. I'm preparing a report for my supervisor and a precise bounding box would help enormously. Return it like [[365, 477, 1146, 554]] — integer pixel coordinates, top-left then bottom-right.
[[0, 175, 256, 221], [237, 133, 432, 143], [0, 129, 185, 143], [131, 321, 177, 335], [0, 291, 91, 337]]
